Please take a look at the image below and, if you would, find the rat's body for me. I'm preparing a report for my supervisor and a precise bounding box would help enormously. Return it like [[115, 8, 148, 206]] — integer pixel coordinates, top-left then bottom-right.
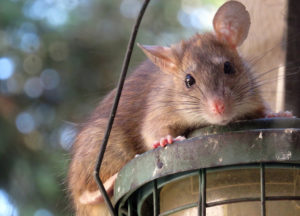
[[68, 2, 285, 215]]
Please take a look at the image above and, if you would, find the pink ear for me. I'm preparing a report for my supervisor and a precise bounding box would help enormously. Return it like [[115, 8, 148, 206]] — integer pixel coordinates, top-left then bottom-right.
[[138, 43, 178, 73], [79, 173, 118, 205], [213, 1, 250, 48]]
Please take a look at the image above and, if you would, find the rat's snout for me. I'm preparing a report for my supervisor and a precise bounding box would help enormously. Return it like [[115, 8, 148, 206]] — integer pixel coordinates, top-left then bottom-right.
[[211, 99, 225, 115], [203, 97, 232, 125]]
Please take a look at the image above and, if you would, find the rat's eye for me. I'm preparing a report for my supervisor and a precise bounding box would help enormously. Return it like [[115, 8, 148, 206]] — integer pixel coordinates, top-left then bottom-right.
[[224, 61, 235, 75], [185, 74, 195, 88]]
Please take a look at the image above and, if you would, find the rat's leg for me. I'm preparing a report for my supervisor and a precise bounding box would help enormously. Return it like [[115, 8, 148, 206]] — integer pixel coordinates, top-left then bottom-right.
[[152, 135, 186, 148], [265, 110, 295, 118], [142, 111, 187, 149], [79, 173, 118, 205], [142, 125, 186, 150]]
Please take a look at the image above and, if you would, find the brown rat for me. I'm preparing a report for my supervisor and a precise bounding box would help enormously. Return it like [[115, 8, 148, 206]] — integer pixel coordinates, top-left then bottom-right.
[[67, 1, 291, 215]]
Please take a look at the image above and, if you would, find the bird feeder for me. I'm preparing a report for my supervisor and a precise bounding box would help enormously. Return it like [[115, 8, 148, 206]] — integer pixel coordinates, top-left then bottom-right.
[[114, 118, 300, 216]]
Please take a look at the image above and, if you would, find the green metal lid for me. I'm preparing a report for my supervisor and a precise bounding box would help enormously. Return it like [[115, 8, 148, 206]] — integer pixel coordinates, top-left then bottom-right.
[[114, 118, 300, 203]]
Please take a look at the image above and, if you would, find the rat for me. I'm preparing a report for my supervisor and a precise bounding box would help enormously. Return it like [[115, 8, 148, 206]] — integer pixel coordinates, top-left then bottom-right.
[[67, 1, 293, 215]]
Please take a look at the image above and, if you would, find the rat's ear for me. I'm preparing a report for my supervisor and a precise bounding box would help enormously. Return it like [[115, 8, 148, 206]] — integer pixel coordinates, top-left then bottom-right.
[[138, 43, 178, 74], [79, 173, 117, 205], [213, 1, 250, 48]]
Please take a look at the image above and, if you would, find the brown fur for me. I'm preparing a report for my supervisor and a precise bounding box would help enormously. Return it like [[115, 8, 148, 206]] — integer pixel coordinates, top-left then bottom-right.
[[68, 32, 268, 215]]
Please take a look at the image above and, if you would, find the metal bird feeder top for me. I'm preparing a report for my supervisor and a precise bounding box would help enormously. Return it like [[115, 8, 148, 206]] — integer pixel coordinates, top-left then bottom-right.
[[113, 118, 300, 216]]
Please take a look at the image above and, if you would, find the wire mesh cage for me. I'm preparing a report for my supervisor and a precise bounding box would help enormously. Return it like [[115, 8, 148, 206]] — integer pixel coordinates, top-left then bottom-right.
[[114, 118, 300, 216]]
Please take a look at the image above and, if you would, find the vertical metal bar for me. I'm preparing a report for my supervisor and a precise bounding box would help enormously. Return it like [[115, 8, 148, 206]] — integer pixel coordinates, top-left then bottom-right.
[[198, 169, 206, 216], [201, 169, 207, 216], [153, 180, 159, 216], [128, 197, 132, 216], [93, 1, 151, 215], [198, 170, 202, 216], [260, 163, 266, 216], [285, 0, 300, 117]]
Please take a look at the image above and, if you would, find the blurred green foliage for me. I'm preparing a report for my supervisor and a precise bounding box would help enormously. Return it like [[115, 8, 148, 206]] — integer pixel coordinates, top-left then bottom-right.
[[0, 0, 223, 215]]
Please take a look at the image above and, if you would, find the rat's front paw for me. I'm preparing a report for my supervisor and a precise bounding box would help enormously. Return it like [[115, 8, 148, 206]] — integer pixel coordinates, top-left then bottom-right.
[[265, 111, 295, 118], [153, 135, 186, 149]]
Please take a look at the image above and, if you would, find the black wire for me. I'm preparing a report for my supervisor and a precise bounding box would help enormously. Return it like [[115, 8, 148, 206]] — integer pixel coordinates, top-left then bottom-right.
[[93, 0, 151, 215]]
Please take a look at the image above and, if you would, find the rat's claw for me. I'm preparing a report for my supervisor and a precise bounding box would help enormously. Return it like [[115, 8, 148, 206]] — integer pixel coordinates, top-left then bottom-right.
[[152, 135, 186, 149], [153, 141, 160, 149], [265, 111, 295, 118], [160, 137, 168, 147], [174, 136, 186, 141], [167, 135, 173, 144]]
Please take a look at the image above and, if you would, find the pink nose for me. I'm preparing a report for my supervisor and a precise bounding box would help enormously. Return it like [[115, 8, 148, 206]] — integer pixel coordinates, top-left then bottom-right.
[[212, 100, 225, 115]]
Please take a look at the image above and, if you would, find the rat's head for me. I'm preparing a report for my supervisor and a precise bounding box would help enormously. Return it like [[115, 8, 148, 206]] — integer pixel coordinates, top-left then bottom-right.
[[139, 1, 260, 125]]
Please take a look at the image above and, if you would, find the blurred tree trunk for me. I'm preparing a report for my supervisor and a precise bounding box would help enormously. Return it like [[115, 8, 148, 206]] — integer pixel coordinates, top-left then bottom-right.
[[285, 0, 300, 116]]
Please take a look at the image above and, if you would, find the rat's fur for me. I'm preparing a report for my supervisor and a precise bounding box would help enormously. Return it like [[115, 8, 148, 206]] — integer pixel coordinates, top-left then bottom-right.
[[66, 1, 283, 215], [68, 32, 268, 215]]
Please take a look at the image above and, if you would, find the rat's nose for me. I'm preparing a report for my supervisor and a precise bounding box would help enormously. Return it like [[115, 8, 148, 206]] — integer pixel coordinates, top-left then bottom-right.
[[211, 99, 225, 115]]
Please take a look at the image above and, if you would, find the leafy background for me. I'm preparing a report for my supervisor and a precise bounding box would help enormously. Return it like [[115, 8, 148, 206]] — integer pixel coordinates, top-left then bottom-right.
[[0, 0, 224, 215]]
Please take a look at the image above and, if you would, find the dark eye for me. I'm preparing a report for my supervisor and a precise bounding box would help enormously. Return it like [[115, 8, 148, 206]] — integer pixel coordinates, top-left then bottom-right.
[[224, 61, 235, 75], [185, 74, 195, 88]]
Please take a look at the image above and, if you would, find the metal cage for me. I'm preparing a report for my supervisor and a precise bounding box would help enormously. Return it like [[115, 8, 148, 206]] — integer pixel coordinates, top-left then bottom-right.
[[114, 118, 300, 216]]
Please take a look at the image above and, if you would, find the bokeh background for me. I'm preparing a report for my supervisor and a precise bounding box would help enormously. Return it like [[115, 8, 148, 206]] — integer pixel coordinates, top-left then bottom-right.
[[0, 0, 226, 215]]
